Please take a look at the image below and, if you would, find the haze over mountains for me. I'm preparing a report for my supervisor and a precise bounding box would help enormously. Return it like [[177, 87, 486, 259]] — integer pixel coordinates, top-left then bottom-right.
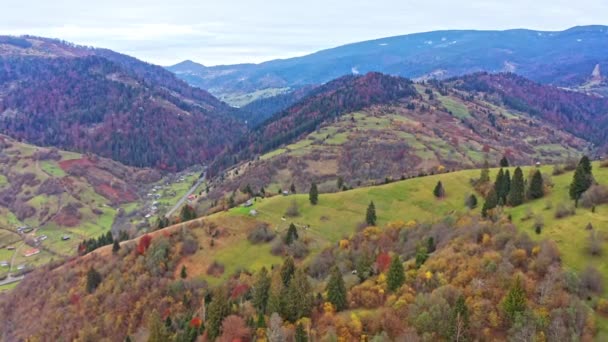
[[168, 26, 608, 102]]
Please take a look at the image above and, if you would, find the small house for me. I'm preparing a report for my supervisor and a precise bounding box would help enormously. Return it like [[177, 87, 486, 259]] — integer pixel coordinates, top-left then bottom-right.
[[23, 248, 40, 257], [61, 235, 71, 241], [243, 199, 253, 207], [0, 261, 8, 267], [249, 209, 258, 217], [282, 190, 290, 196], [6, 246, 15, 250]]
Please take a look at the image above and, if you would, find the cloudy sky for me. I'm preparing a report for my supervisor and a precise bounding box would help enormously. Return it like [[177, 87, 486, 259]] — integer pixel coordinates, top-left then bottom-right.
[[1, 0, 606, 66]]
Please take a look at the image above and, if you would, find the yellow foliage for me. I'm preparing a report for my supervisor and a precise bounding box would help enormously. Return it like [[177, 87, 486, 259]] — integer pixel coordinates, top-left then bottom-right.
[[510, 248, 528, 266], [532, 245, 541, 256], [536, 331, 546, 342], [597, 298, 608, 314], [488, 310, 500, 328], [323, 301, 335, 314], [349, 313, 363, 336], [339, 239, 350, 249], [405, 220, 417, 228], [377, 273, 387, 285], [425, 271, 433, 280], [387, 220, 406, 230], [363, 226, 381, 239], [437, 165, 446, 172], [482, 233, 491, 246]]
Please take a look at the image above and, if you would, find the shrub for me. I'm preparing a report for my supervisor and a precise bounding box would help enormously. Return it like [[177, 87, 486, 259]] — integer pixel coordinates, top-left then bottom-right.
[[580, 266, 603, 295], [285, 199, 300, 217], [587, 230, 603, 256], [579, 184, 608, 208], [247, 224, 276, 244], [181, 238, 199, 255], [285, 240, 309, 259], [533, 216, 544, 234], [552, 164, 565, 176], [554, 203, 575, 219], [206, 261, 225, 277]]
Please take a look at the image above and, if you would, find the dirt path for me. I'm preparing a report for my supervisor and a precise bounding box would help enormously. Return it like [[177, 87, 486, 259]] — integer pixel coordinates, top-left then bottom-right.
[[164, 173, 206, 218]]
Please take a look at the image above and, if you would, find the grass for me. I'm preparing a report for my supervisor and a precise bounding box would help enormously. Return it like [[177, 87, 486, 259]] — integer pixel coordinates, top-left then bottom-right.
[[220, 87, 290, 108], [438, 94, 471, 119], [0, 281, 20, 293], [40, 161, 66, 177]]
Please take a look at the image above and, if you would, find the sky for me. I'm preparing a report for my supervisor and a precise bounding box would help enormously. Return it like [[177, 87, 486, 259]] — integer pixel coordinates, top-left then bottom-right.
[[1, 0, 606, 66]]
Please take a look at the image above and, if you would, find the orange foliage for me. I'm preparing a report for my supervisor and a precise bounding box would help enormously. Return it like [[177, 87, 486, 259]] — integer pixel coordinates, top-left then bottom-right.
[[137, 234, 152, 255]]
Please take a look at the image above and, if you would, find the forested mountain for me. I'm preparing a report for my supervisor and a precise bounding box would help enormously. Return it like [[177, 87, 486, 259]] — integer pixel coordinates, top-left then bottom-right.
[[168, 26, 608, 100], [0, 36, 246, 170], [205, 72, 607, 203]]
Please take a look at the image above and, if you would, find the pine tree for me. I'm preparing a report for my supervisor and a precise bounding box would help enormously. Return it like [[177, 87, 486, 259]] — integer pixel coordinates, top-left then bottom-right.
[[366, 201, 377, 226], [180, 205, 196, 222], [502, 276, 527, 321], [482, 188, 498, 218], [500, 156, 509, 167], [479, 160, 490, 184], [494, 168, 504, 201], [326, 266, 347, 311], [528, 170, 544, 199], [252, 267, 271, 313], [448, 295, 469, 342], [256, 312, 266, 328], [280, 257, 295, 287], [355, 252, 373, 282], [465, 194, 478, 209], [206, 287, 230, 340], [508, 167, 525, 206], [295, 323, 308, 342], [570, 156, 593, 201], [285, 223, 299, 245], [433, 181, 445, 198], [147, 310, 169, 342], [283, 269, 312, 322], [309, 183, 318, 205], [180, 265, 187, 279], [86, 266, 102, 293], [337, 176, 344, 190], [112, 239, 120, 254], [290, 183, 296, 194], [387, 255, 405, 292]]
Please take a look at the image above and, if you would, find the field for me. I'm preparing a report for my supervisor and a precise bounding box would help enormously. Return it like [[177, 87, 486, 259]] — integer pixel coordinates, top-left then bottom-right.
[[186, 161, 608, 336]]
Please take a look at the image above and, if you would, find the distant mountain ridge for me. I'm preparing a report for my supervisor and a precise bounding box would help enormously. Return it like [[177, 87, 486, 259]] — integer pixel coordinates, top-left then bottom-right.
[[0, 36, 246, 170], [168, 26, 608, 99]]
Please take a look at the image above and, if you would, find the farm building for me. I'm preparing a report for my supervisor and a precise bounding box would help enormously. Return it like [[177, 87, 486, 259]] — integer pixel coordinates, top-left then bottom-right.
[[23, 248, 40, 257]]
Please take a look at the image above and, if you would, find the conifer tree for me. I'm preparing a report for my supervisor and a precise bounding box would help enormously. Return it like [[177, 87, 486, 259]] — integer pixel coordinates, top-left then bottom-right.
[[465, 194, 478, 209], [449, 295, 469, 341], [280, 257, 295, 287], [112, 239, 120, 254], [295, 323, 308, 342], [433, 181, 445, 198], [387, 255, 405, 292], [528, 170, 544, 199], [500, 156, 509, 167], [147, 310, 169, 342], [285, 223, 299, 245], [290, 183, 296, 194], [482, 188, 498, 218], [180, 265, 187, 279], [309, 183, 318, 205], [256, 312, 266, 328], [366, 201, 377, 226], [355, 252, 373, 282], [206, 287, 230, 340], [570, 156, 593, 201], [86, 266, 102, 293], [494, 168, 504, 201], [252, 267, 271, 313], [508, 167, 525, 206], [283, 269, 312, 322], [326, 266, 347, 311], [502, 276, 527, 321], [479, 160, 490, 184]]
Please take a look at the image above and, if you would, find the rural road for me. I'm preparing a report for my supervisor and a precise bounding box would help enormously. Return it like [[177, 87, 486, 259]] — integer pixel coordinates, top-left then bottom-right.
[[164, 173, 206, 219]]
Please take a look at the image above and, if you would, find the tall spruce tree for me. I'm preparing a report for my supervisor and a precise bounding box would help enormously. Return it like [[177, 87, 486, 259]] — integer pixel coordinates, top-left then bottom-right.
[[448, 295, 470, 342], [482, 188, 498, 218], [180, 265, 187, 279], [387, 255, 405, 292], [112, 239, 120, 254], [295, 323, 308, 342], [479, 160, 490, 184], [309, 183, 318, 205], [502, 276, 527, 321], [326, 266, 347, 311], [285, 223, 299, 245], [528, 170, 544, 199], [433, 181, 446, 198], [366, 201, 377, 226], [508, 167, 525, 206], [280, 257, 296, 287], [206, 287, 230, 340], [86, 267, 102, 293], [252, 267, 271, 313], [147, 310, 169, 342], [283, 269, 312, 322], [570, 156, 593, 201], [500, 156, 509, 167]]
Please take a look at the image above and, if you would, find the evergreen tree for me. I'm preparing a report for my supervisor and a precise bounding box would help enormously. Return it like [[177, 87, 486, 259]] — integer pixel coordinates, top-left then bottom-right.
[[494, 168, 504, 201], [290, 183, 296, 194], [337, 176, 344, 190], [415, 245, 429, 268], [433, 181, 445, 198], [295, 323, 308, 342], [570, 156, 593, 201], [504, 169, 511, 201], [500, 156, 509, 167], [479, 160, 490, 184], [387, 255, 405, 292], [147, 310, 169, 342], [206, 287, 230, 340], [86, 267, 102, 293], [528, 170, 544, 199], [112, 239, 120, 254], [180, 265, 187, 279], [252, 267, 271, 313], [366, 201, 377, 226], [256, 312, 266, 328], [180, 205, 196, 222], [280, 257, 296, 287], [427, 236, 436, 253], [448, 295, 470, 342], [285, 223, 299, 245], [502, 276, 527, 321], [465, 194, 478, 209], [283, 269, 312, 322], [355, 252, 373, 282], [326, 266, 347, 311], [309, 183, 318, 205], [482, 188, 498, 218], [508, 167, 525, 206]]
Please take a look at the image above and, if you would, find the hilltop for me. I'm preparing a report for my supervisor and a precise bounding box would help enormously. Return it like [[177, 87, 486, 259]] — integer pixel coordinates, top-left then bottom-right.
[[0, 36, 246, 170], [168, 26, 608, 104]]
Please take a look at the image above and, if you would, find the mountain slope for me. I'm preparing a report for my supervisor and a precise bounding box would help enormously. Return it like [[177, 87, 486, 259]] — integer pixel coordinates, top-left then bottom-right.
[[205, 72, 599, 201], [168, 26, 608, 100], [0, 36, 246, 170]]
